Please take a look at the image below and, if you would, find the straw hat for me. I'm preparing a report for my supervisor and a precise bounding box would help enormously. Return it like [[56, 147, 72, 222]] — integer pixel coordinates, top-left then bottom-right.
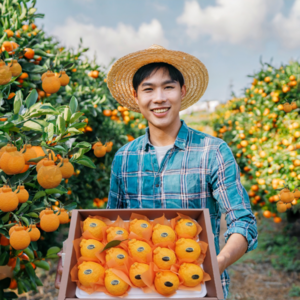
[[107, 45, 209, 113]]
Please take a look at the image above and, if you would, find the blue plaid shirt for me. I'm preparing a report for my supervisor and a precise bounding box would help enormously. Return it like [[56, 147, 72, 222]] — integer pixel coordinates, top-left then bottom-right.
[[107, 120, 258, 299]]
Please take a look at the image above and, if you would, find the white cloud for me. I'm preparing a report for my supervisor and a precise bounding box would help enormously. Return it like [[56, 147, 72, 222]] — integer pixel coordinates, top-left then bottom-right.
[[177, 0, 283, 45], [51, 18, 168, 65], [272, 0, 300, 49]]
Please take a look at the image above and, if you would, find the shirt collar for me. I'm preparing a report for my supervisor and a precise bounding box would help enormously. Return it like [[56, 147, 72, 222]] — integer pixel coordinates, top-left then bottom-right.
[[142, 120, 189, 151]]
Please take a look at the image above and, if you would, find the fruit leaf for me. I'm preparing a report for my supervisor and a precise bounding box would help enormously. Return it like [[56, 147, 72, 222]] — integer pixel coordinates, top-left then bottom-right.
[[1, 213, 10, 223], [25, 89, 38, 109], [46, 246, 61, 257], [33, 191, 46, 201], [70, 112, 84, 123], [13, 90, 23, 115], [23, 248, 34, 260], [23, 121, 43, 132], [20, 216, 29, 226], [101, 239, 128, 253], [45, 187, 67, 195], [28, 155, 46, 163], [63, 202, 77, 211], [24, 212, 39, 218], [69, 96, 78, 114], [0, 252, 9, 266], [10, 170, 31, 186], [76, 155, 96, 168], [74, 141, 91, 149], [34, 260, 50, 270]]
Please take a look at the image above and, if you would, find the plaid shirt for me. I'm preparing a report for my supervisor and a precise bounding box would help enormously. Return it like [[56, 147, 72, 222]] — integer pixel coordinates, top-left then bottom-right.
[[107, 120, 258, 299]]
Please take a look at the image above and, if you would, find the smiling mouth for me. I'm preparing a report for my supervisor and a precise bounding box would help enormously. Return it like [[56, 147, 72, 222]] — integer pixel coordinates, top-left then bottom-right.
[[151, 107, 170, 113]]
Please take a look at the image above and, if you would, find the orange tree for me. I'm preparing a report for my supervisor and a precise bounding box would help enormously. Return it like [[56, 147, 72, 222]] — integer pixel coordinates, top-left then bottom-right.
[[0, 0, 146, 298], [210, 60, 300, 224]]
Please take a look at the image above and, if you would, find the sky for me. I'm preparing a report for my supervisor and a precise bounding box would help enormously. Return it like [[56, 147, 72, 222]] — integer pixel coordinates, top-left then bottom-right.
[[35, 0, 300, 103]]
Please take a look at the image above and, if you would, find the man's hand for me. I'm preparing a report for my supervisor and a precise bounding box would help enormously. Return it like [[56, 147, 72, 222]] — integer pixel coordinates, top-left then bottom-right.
[[217, 233, 248, 275], [55, 250, 63, 289]]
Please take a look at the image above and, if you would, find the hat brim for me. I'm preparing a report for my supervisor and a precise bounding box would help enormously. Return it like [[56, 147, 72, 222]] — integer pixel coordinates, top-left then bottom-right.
[[107, 47, 209, 113]]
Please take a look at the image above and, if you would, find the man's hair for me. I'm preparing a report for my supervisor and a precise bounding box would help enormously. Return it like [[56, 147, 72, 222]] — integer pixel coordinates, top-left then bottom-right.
[[132, 62, 184, 91]]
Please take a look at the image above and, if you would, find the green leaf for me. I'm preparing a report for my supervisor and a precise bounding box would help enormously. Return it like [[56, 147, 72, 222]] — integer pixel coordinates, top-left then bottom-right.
[[0, 252, 9, 266], [74, 141, 91, 149], [33, 191, 46, 201], [23, 248, 34, 260], [57, 115, 66, 133], [23, 121, 43, 132], [47, 123, 54, 141], [64, 108, 71, 122], [28, 155, 46, 163], [3, 291, 18, 299], [16, 203, 28, 214], [70, 112, 84, 123], [10, 170, 31, 186], [46, 246, 61, 257], [45, 187, 67, 195], [13, 90, 22, 115], [63, 202, 77, 211], [34, 260, 50, 270], [69, 96, 78, 114], [25, 89, 38, 109], [1, 213, 10, 223], [20, 216, 29, 226], [101, 240, 128, 253], [76, 155, 96, 168], [24, 212, 39, 218], [21, 63, 47, 74]]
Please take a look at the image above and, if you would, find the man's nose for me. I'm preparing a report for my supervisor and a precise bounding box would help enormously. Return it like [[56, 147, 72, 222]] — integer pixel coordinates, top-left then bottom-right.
[[153, 88, 167, 103]]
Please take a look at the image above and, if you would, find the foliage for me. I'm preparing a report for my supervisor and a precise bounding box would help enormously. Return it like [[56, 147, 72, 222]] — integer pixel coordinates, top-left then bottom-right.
[[0, 0, 146, 297], [210, 60, 300, 222], [289, 284, 300, 297]]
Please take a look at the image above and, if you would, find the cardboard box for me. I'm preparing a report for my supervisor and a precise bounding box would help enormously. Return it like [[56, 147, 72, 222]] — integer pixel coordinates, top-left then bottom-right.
[[58, 209, 224, 300]]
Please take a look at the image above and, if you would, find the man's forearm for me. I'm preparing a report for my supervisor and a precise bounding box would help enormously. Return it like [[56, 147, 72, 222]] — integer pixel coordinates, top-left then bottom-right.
[[217, 233, 248, 274]]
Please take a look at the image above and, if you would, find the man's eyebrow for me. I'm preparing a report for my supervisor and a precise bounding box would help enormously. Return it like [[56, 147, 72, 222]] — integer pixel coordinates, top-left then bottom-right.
[[141, 80, 176, 87]]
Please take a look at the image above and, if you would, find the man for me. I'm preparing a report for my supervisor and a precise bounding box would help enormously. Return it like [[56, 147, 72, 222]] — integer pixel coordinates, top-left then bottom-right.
[[56, 45, 257, 299]]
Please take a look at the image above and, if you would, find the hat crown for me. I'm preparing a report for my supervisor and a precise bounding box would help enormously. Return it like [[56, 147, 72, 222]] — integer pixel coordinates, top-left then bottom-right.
[[149, 44, 165, 50]]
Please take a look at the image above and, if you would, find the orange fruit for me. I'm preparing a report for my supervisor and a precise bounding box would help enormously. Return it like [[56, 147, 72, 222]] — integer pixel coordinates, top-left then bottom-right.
[[128, 239, 152, 263], [280, 188, 294, 203], [21, 144, 37, 165], [10, 227, 31, 250], [273, 217, 282, 223], [36, 158, 48, 172], [178, 263, 203, 287], [57, 158, 74, 178], [103, 110, 112, 117], [0, 187, 19, 212], [7, 92, 15, 99], [263, 211, 272, 218], [129, 219, 151, 238], [55, 70, 70, 86], [0, 146, 25, 175], [0, 234, 10, 246], [152, 224, 176, 245], [9, 224, 21, 236], [14, 185, 29, 203], [41, 70, 53, 81], [78, 261, 105, 287], [20, 164, 29, 173], [24, 48, 35, 59], [80, 239, 104, 259], [83, 217, 106, 240], [42, 73, 61, 94], [94, 146, 106, 157], [154, 271, 179, 296], [153, 247, 176, 270], [26, 224, 41, 241], [105, 268, 129, 296], [283, 103, 293, 113], [4, 29, 14, 37], [129, 262, 149, 287], [106, 226, 129, 242], [175, 238, 201, 263], [92, 142, 103, 149], [9, 59, 22, 77], [40, 210, 60, 232], [39, 207, 52, 219], [9, 279, 17, 289], [55, 208, 69, 224], [31, 146, 46, 158], [105, 248, 128, 266], [37, 160, 62, 189], [175, 219, 197, 239]]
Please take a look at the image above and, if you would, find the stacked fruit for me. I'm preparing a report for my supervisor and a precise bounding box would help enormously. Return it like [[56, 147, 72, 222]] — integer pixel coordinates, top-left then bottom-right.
[[71, 214, 211, 297]]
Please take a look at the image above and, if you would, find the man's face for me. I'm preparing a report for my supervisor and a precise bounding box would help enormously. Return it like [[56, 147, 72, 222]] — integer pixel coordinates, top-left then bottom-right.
[[133, 68, 186, 129]]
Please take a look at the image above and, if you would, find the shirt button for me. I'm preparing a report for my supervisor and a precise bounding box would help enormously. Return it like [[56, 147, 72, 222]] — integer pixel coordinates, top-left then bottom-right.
[[156, 184, 159, 187]]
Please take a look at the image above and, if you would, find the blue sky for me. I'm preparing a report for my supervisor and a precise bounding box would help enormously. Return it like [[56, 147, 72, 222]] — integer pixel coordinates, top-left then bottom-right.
[[35, 0, 300, 103]]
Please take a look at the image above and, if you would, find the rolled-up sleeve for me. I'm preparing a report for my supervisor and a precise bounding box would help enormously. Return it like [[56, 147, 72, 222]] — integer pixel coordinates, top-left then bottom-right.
[[210, 141, 258, 253], [107, 155, 123, 209]]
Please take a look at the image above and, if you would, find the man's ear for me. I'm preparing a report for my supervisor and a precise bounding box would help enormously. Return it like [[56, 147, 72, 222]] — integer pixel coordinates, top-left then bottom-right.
[[181, 84, 187, 98], [133, 89, 139, 105]]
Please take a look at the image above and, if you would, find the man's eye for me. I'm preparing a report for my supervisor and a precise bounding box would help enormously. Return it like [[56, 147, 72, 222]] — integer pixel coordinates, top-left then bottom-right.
[[144, 88, 152, 91], [165, 86, 174, 89]]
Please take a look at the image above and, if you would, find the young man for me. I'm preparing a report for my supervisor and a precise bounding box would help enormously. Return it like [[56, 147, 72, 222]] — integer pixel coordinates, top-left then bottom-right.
[[106, 45, 257, 299], [56, 45, 257, 299]]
